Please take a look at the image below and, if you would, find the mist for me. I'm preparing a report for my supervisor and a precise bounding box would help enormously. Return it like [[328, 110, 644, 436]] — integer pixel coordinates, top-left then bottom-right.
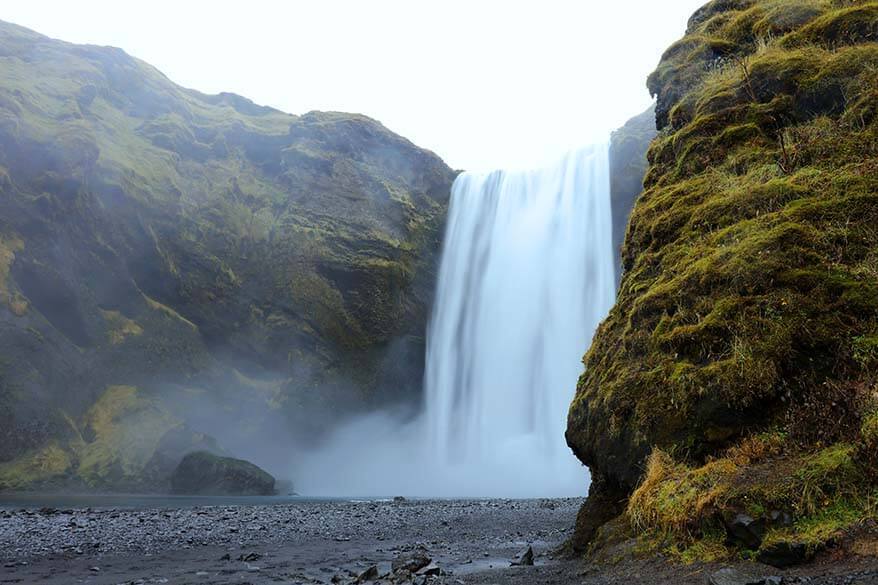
[[293, 409, 589, 499]]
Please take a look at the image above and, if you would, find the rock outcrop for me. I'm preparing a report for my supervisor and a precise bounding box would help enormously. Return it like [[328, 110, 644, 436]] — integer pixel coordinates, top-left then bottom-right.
[[170, 451, 275, 496], [0, 20, 455, 490], [567, 0, 878, 559], [609, 106, 656, 287]]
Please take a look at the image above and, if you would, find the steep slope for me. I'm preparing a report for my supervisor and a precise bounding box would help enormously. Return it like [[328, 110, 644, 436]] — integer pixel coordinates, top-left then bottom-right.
[[0, 21, 455, 490], [609, 106, 657, 286], [567, 0, 878, 561]]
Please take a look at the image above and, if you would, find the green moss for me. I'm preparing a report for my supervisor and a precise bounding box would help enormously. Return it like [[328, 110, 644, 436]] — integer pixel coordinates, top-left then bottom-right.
[[75, 385, 180, 487], [99, 309, 144, 345], [627, 442, 872, 561], [762, 497, 870, 550], [568, 0, 878, 555], [784, 3, 878, 48], [0, 234, 23, 311], [0, 441, 73, 490]]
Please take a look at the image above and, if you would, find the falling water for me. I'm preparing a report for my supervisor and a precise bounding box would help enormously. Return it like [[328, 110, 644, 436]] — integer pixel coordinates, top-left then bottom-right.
[[295, 145, 616, 498], [423, 144, 616, 496]]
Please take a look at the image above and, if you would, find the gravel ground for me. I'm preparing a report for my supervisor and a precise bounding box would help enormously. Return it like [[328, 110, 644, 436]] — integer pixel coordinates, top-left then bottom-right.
[[0, 498, 577, 584], [1, 498, 877, 584]]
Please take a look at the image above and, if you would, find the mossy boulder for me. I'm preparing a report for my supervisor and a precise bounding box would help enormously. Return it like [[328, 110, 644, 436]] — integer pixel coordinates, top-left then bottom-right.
[[170, 451, 275, 496], [0, 20, 455, 491], [566, 0, 878, 556]]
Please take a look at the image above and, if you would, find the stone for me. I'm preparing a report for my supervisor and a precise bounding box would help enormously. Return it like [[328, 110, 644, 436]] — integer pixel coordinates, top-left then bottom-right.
[[724, 514, 765, 549], [238, 552, 261, 562], [415, 562, 441, 576], [171, 452, 275, 496], [769, 510, 794, 527], [511, 545, 534, 566], [757, 541, 810, 568], [356, 565, 379, 583], [391, 551, 431, 574]]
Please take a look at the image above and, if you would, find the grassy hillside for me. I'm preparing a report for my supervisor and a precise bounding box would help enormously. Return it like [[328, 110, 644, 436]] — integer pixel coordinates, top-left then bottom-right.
[[0, 21, 455, 490], [567, 0, 878, 564]]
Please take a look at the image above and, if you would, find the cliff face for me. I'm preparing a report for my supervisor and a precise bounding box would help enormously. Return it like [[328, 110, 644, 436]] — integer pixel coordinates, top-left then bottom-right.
[[0, 21, 455, 490], [567, 0, 878, 560], [609, 106, 657, 286]]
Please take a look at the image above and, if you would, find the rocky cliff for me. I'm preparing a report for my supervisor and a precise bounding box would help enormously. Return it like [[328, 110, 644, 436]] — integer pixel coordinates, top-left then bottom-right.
[[609, 106, 657, 287], [0, 21, 456, 490], [567, 0, 878, 563]]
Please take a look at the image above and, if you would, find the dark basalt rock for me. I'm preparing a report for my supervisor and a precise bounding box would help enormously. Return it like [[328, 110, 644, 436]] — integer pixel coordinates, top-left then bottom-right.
[[169, 451, 275, 496], [757, 541, 811, 568], [723, 513, 766, 549], [511, 545, 534, 566]]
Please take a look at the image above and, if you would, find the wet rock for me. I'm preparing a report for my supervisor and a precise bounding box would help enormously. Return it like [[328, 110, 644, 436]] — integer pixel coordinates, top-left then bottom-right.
[[707, 568, 782, 585], [415, 562, 441, 576], [392, 551, 431, 573], [511, 545, 534, 566], [238, 552, 261, 562], [757, 541, 810, 568], [171, 452, 275, 496], [219, 553, 231, 561], [724, 513, 765, 549], [356, 565, 379, 582]]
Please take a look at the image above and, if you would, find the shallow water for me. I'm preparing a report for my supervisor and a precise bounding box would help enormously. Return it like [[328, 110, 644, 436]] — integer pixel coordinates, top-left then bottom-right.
[[0, 493, 382, 510]]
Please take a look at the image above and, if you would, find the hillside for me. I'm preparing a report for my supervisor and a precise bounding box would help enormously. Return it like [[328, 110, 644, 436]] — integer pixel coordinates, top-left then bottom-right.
[[0, 21, 456, 490]]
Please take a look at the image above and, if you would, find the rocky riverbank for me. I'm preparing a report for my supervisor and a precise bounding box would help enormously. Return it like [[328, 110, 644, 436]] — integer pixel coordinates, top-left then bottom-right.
[[0, 497, 577, 584], [1, 498, 877, 584]]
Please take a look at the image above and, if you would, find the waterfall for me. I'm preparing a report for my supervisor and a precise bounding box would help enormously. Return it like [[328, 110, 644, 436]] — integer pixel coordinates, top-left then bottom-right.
[[295, 145, 616, 498], [424, 144, 616, 496]]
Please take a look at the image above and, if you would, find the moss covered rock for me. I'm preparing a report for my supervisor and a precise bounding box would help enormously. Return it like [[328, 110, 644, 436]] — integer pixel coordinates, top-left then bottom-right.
[[0, 20, 455, 490], [567, 0, 878, 556], [170, 451, 275, 496]]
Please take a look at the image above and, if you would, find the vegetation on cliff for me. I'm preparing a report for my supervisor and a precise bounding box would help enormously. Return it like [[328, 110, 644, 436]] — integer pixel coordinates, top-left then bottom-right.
[[567, 0, 878, 563], [0, 20, 455, 490]]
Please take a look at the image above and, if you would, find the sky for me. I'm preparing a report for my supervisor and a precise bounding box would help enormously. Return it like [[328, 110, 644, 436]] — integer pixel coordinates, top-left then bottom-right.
[[2, 0, 706, 171]]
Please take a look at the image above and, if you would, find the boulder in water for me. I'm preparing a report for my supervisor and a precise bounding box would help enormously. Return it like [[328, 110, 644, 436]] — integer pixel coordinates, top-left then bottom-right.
[[169, 451, 275, 495]]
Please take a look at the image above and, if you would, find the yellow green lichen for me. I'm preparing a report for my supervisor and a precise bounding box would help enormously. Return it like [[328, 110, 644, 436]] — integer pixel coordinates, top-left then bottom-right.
[[100, 309, 144, 345], [75, 385, 180, 486]]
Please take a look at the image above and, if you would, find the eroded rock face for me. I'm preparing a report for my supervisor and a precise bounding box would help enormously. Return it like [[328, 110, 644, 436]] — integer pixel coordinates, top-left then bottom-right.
[[609, 106, 656, 287], [0, 20, 455, 490], [567, 0, 878, 545], [170, 451, 275, 496]]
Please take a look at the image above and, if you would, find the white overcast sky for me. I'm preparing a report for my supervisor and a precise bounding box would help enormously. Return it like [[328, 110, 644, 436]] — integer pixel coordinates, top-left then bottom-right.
[[3, 1, 705, 170]]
